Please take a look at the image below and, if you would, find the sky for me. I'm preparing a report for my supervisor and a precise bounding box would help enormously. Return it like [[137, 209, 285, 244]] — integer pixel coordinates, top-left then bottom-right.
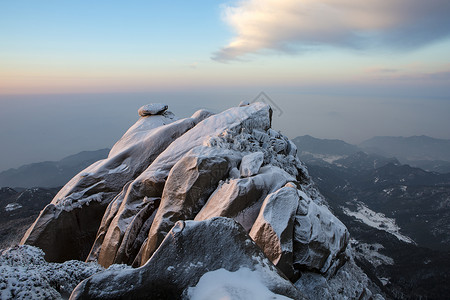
[[1, 0, 450, 171]]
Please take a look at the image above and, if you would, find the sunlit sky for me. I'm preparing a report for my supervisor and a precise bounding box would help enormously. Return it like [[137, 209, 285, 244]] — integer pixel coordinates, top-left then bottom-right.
[[1, 0, 450, 171]]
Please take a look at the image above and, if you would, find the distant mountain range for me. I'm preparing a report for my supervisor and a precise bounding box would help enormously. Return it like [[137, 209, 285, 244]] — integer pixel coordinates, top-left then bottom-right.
[[0, 149, 109, 188], [293, 135, 450, 173], [293, 135, 450, 299]]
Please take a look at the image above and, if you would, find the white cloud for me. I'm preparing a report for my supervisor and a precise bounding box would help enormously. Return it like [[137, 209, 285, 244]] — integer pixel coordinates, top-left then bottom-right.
[[213, 0, 450, 61]]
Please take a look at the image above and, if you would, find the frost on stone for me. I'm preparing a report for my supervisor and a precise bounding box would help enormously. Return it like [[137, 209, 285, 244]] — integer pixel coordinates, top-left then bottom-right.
[[293, 190, 350, 275], [240, 151, 264, 177], [0, 245, 104, 299]]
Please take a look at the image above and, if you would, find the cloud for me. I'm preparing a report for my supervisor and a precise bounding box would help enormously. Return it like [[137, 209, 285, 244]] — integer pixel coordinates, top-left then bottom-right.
[[213, 0, 450, 61]]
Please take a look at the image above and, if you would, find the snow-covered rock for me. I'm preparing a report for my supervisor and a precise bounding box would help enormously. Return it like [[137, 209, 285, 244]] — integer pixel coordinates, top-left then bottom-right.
[[137, 103, 168, 117], [70, 218, 305, 300], [195, 166, 295, 232], [0, 245, 105, 299], [295, 254, 384, 300], [139, 147, 239, 263], [250, 185, 299, 280], [240, 151, 264, 177], [293, 190, 349, 275], [16, 102, 376, 299], [21, 105, 196, 262]]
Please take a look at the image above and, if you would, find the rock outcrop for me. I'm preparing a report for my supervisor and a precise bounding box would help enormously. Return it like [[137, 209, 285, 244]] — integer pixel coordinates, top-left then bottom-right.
[[70, 217, 305, 300], [18, 102, 365, 299]]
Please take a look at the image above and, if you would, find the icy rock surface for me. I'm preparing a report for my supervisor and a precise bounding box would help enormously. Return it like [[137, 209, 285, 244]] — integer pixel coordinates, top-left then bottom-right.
[[70, 218, 305, 300], [0, 245, 105, 299]]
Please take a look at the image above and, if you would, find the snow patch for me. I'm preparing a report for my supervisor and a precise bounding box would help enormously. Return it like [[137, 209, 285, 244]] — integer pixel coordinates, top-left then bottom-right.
[[108, 163, 129, 174], [187, 267, 292, 300], [342, 203, 415, 244], [5, 203, 22, 212]]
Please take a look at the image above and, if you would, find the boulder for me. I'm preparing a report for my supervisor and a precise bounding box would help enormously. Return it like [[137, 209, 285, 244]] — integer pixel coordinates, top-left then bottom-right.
[[138, 103, 168, 117], [195, 166, 295, 231], [240, 151, 264, 177], [21, 107, 181, 262], [70, 218, 305, 300], [139, 147, 239, 264], [293, 190, 349, 275], [250, 185, 299, 280], [89, 111, 213, 266], [20, 198, 110, 263]]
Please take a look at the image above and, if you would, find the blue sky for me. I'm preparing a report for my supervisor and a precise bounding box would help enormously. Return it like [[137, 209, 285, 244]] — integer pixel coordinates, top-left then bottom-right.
[[2, 0, 450, 95], [1, 0, 450, 171]]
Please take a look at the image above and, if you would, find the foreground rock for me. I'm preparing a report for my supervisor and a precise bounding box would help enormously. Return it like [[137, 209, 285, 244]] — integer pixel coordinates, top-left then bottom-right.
[[0, 245, 105, 299], [70, 217, 305, 300]]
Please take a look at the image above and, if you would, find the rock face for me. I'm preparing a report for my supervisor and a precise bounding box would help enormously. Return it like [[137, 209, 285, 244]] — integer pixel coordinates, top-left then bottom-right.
[[293, 190, 349, 275], [19, 102, 365, 298], [20, 106, 209, 262], [250, 185, 300, 280], [70, 217, 305, 300]]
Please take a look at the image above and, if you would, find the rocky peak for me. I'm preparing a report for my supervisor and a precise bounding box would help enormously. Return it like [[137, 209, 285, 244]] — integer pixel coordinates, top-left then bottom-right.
[[16, 102, 383, 299]]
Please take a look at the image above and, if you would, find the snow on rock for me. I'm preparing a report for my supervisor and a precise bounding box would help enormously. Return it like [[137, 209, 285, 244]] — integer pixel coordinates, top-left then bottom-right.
[[130, 102, 272, 199], [20, 106, 194, 262], [295, 253, 385, 300], [70, 217, 305, 300], [17, 102, 368, 299], [342, 202, 415, 244], [293, 190, 349, 275], [187, 267, 292, 300], [195, 166, 295, 232], [0, 245, 105, 299], [137, 103, 168, 117], [92, 104, 269, 267], [240, 151, 264, 177], [140, 147, 240, 263], [250, 185, 299, 280]]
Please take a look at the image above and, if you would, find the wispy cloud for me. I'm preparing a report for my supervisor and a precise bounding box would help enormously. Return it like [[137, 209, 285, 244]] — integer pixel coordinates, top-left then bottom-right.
[[213, 0, 450, 62]]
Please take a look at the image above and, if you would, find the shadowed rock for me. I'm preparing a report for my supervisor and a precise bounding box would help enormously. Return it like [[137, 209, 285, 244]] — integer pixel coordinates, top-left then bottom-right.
[[293, 190, 349, 275], [70, 217, 305, 300]]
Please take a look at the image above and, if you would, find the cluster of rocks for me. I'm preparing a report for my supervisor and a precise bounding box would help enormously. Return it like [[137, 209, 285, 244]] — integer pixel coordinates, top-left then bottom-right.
[[18, 102, 374, 299]]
